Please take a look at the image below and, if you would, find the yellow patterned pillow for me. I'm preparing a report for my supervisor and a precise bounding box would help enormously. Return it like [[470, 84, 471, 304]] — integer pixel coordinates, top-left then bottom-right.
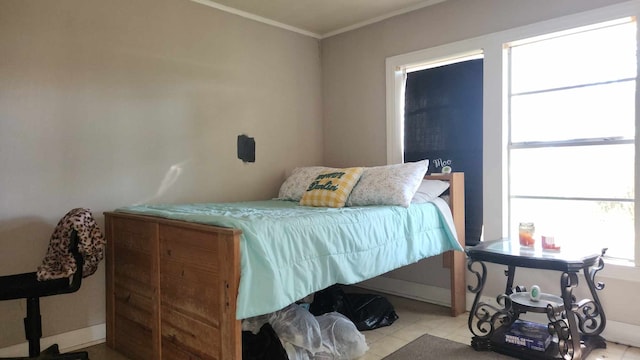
[[300, 167, 364, 208]]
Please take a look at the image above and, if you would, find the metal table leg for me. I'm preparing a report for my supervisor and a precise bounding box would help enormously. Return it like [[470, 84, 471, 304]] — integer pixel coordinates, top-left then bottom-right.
[[467, 259, 513, 350]]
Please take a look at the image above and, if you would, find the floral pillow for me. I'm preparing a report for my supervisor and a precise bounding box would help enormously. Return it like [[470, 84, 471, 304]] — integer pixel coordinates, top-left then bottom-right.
[[346, 160, 429, 208], [277, 166, 330, 201], [300, 167, 364, 208]]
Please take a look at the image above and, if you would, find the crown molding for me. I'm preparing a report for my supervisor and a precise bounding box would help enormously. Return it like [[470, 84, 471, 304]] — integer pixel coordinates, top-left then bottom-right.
[[190, 0, 447, 39], [190, 0, 322, 39], [322, 0, 446, 38]]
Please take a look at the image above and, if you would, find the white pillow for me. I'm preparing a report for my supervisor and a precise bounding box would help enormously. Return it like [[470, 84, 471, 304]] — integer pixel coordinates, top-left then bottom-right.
[[277, 166, 331, 201], [411, 179, 450, 204], [346, 160, 429, 208]]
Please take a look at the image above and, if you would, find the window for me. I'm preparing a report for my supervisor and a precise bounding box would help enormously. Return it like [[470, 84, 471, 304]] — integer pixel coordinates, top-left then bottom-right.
[[387, 2, 640, 267], [506, 18, 637, 261]]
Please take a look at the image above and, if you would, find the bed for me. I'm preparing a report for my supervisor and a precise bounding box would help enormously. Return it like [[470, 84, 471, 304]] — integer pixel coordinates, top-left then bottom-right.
[[104, 172, 466, 360]]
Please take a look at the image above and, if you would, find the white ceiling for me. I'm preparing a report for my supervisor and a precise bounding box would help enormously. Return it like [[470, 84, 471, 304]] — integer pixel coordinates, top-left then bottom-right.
[[191, 0, 447, 38]]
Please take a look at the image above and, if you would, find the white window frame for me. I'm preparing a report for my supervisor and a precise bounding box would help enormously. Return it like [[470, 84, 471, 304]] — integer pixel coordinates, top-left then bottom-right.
[[385, 0, 640, 280]]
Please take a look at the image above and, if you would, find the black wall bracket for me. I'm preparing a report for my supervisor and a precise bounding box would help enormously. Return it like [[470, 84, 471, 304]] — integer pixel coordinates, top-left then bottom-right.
[[237, 134, 255, 163]]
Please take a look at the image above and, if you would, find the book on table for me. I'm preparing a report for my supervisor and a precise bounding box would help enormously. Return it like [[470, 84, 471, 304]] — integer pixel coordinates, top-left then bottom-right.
[[504, 320, 552, 352]]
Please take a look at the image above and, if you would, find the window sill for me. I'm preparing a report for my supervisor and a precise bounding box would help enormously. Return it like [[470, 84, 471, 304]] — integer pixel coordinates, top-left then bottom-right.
[[600, 258, 640, 283]]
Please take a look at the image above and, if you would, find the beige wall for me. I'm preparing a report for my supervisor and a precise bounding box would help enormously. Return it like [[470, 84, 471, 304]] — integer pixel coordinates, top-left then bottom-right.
[[0, 0, 323, 348], [321, 0, 640, 335]]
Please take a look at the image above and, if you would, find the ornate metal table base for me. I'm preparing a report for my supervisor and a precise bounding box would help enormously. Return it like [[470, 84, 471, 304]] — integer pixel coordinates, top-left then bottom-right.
[[466, 241, 607, 360]]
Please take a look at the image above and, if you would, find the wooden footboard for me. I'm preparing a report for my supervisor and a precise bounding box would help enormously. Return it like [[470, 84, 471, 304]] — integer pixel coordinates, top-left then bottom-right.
[[104, 213, 242, 359], [105, 173, 466, 359]]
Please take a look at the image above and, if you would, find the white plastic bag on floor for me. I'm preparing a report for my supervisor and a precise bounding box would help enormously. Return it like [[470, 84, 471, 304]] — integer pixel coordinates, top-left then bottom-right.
[[267, 304, 368, 359], [269, 303, 323, 354], [314, 312, 368, 359], [283, 342, 313, 360]]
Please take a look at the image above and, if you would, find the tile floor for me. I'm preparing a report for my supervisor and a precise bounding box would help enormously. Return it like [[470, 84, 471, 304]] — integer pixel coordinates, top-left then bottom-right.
[[81, 292, 640, 359]]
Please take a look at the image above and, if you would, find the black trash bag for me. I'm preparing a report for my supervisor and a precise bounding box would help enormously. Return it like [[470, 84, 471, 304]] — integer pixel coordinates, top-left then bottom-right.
[[309, 285, 399, 331], [309, 285, 355, 319], [242, 323, 289, 360], [348, 292, 399, 331]]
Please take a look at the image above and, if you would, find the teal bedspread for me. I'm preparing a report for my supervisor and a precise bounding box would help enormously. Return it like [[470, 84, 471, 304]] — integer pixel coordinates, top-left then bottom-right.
[[116, 199, 463, 319]]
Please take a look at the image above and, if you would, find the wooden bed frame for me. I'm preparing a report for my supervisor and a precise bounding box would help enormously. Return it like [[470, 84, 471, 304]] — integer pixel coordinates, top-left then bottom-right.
[[104, 172, 466, 360]]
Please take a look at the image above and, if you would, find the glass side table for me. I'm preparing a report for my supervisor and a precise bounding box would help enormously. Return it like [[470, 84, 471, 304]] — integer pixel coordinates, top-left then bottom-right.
[[466, 238, 607, 360]]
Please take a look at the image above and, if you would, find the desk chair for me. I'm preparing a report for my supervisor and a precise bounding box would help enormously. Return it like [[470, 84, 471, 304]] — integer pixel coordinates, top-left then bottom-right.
[[0, 209, 104, 359]]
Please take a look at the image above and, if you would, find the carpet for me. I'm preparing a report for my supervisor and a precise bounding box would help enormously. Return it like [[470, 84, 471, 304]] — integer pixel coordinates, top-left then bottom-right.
[[383, 334, 515, 359]]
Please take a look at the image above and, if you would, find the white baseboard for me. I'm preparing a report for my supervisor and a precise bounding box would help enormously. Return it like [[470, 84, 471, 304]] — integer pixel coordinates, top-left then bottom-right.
[[357, 276, 453, 308], [603, 320, 640, 348], [359, 276, 640, 348], [0, 323, 105, 357]]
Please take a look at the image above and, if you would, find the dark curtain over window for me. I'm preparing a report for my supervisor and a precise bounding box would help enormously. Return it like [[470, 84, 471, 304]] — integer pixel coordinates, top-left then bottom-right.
[[404, 59, 483, 245]]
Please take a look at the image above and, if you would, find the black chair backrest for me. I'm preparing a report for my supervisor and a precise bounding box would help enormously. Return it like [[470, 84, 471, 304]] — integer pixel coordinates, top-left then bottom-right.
[[67, 229, 84, 293]]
